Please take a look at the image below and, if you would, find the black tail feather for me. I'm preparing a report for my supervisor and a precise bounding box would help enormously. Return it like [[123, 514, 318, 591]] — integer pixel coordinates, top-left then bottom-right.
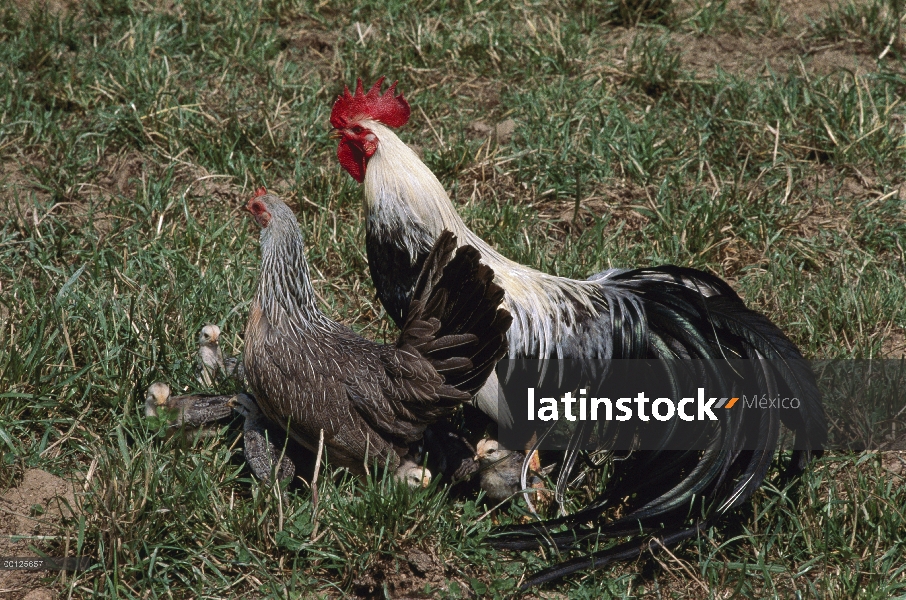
[[491, 264, 825, 588], [517, 522, 709, 590]]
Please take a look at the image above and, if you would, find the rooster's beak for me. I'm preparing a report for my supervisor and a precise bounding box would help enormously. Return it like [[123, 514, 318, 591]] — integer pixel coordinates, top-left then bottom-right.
[[329, 129, 344, 140]]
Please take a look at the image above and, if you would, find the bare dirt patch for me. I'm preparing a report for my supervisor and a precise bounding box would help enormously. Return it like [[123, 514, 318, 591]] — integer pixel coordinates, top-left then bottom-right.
[[21, 589, 55, 600], [882, 451, 906, 474], [0, 160, 51, 231], [0, 469, 77, 600], [778, 0, 834, 28], [351, 548, 450, 599], [8, 0, 74, 17], [792, 197, 853, 240], [594, 0, 887, 83], [283, 27, 337, 66], [1, 151, 247, 241], [677, 32, 876, 78], [94, 151, 147, 198], [467, 118, 516, 143], [881, 328, 906, 359], [452, 77, 502, 110]]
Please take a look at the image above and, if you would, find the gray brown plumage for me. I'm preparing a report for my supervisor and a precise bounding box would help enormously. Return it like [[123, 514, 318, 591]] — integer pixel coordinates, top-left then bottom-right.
[[230, 393, 295, 483], [242, 188, 511, 477], [223, 356, 245, 383], [144, 382, 233, 429]]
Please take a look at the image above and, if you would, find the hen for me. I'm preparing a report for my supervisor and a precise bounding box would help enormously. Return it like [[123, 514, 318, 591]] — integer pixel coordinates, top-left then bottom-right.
[[242, 189, 511, 478]]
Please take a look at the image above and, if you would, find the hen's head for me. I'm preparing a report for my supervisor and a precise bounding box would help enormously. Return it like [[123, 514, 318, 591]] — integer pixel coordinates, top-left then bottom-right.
[[247, 188, 297, 229], [330, 77, 410, 183], [247, 188, 305, 252]]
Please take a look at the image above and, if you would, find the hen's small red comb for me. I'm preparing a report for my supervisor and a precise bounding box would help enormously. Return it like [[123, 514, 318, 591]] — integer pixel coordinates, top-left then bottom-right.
[[252, 187, 267, 198], [330, 77, 411, 130]]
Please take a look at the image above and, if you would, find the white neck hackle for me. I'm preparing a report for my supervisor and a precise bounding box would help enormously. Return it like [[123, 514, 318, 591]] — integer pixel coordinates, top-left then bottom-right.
[[361, 121, 606, 359]]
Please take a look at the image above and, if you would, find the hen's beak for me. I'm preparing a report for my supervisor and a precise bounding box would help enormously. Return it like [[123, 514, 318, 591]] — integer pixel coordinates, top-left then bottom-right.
[[329, 129, 344, 140]]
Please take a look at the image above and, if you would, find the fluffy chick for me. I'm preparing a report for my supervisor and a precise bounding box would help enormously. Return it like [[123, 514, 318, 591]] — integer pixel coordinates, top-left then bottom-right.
[[395, 459, 432, 488], [230, 393, 296, 483], [145, 381, 172, 418], [196, 324, 225, 387], [475, 439, 548, 505], [145, 382, 234, 427]]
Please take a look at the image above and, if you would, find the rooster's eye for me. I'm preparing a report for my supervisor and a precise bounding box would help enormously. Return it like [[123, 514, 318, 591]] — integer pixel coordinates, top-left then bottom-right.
[[351, 125, 364, 134]]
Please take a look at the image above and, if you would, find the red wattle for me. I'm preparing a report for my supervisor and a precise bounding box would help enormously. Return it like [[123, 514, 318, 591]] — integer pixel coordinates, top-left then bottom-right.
[[338, 138, 366, 183]]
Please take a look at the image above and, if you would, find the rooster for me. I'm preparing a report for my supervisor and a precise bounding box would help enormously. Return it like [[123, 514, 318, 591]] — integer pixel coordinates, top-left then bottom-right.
[[242, 189, 511, 479], [329, 78, 827, 586]]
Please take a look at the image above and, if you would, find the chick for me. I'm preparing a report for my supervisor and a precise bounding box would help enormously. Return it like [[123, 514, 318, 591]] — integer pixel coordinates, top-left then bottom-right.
[[196, 324, 225, 387], [145, 381, 172, 418], [230, 393, 296, 483], [395, 459, 432, 488], [144, 382, 234, 428], [474, 439, 548, 505]]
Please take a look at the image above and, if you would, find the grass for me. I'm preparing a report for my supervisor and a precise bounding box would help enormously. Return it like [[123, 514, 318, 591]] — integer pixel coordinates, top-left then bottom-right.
[[0, 0, 904, 597]]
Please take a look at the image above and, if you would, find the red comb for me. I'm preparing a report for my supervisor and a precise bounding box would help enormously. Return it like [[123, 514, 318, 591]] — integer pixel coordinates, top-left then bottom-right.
[[330, 77, 411, 130], [253, 187, 267, 198]]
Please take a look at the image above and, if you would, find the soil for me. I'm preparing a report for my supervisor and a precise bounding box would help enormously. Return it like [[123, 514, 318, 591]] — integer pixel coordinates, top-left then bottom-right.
[[882, 451, 906, 475], [351, 548, 449, 599], [8, 0, 73, 16], [678, 0, 882, 77], [0, 469, 77, 600], [881, 329, 906, 359]]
